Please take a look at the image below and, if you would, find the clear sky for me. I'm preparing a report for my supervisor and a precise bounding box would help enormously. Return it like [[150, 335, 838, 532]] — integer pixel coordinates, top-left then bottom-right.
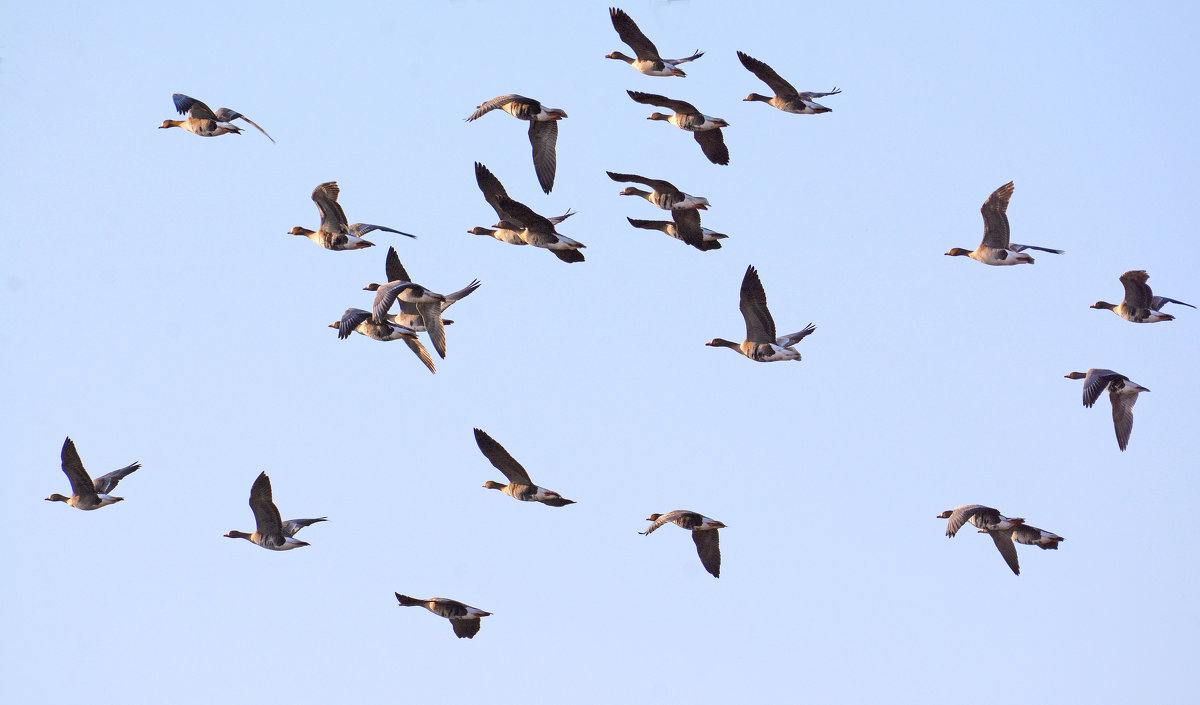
[[3, 1, 1198, 703]]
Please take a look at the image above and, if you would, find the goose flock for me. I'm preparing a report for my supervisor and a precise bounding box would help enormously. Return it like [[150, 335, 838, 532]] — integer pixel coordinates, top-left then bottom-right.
[[40, 6, 1194, 649]]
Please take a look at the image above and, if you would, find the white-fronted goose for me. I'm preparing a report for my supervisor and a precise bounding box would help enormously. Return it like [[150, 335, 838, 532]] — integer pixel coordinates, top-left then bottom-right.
[[945, 182, 1063, 265], [395, 593, 491, 639], [329, 308, 436, 374], [1090, 270, 1193, 322], [466, 95, 565, 194], [626, 91, 729, 165], [737, 51, 841, 114], [607, 171, 709, 210], [46, 437, 139, 510], [289, 182, 416, 251], [707, 265, 816, 362], [1009, 524, 1064, 551], [936, 504, 1025, 575], [1065, 369, 1150, 451], [159, 93, 274, 141], [627, 217, 726, 251], [640, 510, 725, 578], [473, 162, 585, 262], [474, 429, 575, 507], [606, 7, 703, 77], [224, 472, 321, 551], [362, 247, 480, 359]]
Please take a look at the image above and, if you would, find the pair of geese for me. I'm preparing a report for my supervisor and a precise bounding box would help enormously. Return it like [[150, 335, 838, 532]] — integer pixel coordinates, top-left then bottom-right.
[[937, 505, 1064, 576]]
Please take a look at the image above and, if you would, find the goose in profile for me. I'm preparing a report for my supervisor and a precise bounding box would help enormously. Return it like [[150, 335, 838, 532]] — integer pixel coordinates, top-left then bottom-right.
[[944, 182, 1063, 265], [46, 437, 139, 510], [360, 268, 448, 359], [1064, 369, 1150, 451], [707, 265, 816, 362], [224, 472, 322, 550], [1090, 270, 1193, 322], [289, 182, 416, 251], [626, 217, 726, 251], [159, 93, 274, 141], [607, 171, 709, 210], [473, 162, 585, 262], [474, 428, 575, 507], [606, 7, 703, 77], [737, 51, 841, 114], [362, 247, 480, 359], [1008, 524, 1065, 551], [936, 505, 1025, 575], [329, 308, 436, 374], [466, 95, 566, 194], [395, 594, 491, 639], [627, 91, 729, 165], [640, 510, 725, 578]]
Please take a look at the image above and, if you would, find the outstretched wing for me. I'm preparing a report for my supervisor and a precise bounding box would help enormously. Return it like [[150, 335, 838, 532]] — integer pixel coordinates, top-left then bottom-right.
[[739, 265, 777, 344], [979, 182, 1014, 249], [737, 51, 798, 97], [473, 428, 534, 485]]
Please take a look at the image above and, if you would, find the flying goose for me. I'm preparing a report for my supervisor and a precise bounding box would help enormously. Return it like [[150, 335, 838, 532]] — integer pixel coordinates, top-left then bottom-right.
[[474, 428, 575, 507], [944, 182, 1063, 265], [159, 93, 274, 141], [466, 95, 566, 194], [607, 171, 709, 210], [362, 248, 480, 359], [329, 308, 436, 374], [473, 162, 585, 262], [1064, 369, 1150, 451], [395, 594, 491, 639], [707, 265, 816, 362], [936, 505, 1025, 575], [626, 217, 726, 251], [289, 182, 417, 251], [606, 7, 703, 77], [1009, 524, 1065, 550], [46, 437, 139, 510], [737, 51, 841, 114], [1090, 270, 1193, 322], [360, 271, 448, 358], [224, 472, 322, 550], [640, 510, 725, 578], [626, 91, 729, 165]]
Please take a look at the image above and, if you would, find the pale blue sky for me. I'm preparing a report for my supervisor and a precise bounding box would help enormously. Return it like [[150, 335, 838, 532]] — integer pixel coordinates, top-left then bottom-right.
[[3, 1, 1198, 703]]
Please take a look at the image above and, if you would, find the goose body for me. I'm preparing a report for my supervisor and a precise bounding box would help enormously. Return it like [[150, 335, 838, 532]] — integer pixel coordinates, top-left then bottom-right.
[[944, 182, 1063, 265], [707, 265, 815, 362], [395, 593, 491, 639], [737, 51, 841, 114], [224, 472, 322, 551], [1091, 270, 1192, 322], [466, 94, 566, 194], [475, 429, 574, 507], [606, 8, 703, 77], [330, 308, 436, 374], [473, 162, 585, 262], [46, 437, 140, 510], [1065, 369, 1150, 451], [640, 510, 725, 578], [626, 217, 726, 251], [936, 505, 1026, 575], [159, 93, 273, 140], [289, 182, 416, 251], [1009, 524, 1065, 550], [627, 91, 729, 165]]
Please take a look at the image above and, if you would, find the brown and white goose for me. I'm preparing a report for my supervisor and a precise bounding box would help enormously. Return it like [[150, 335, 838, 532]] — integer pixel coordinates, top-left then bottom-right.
[[606, 7, 703, 77], [1090, 270, 1193, 322], [640, 510, 725, 578], [46, 437, 139, 510], [395, 594, 491, 639], [224, 472, 322, 551], [1009, 524, 1065, 551], [626, 91, 729, 165], [329, 308, 436, 374], [607, 171, 709, 210], [626, 217, 726, 251], [944, 182, 1063, 265], [289, 182, 416, 251], [159, 93, 274, 141], [475, 429, 574, 507], [1065, 369, 1150, 451], [707, 265, 816, 362], [362, 248, 480, 359], [737, 51, 841, 114], [936, 505, 1025, 575], [466, 95, 566, 194], [472, 162, 585, 262]]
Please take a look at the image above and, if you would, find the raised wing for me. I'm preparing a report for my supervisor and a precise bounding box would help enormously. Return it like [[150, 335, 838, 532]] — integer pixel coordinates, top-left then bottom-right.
[[737, 51, 798, 97], [610, 7, 661, 61], [474, 162, 513, 222], [212, 107, 275, 142], [91, 461, 141, 495], [172, 93, 217, 120], [739, 265, 777, 344], [312, 182, 348, 231], [606, 171, 677, 194], [1080, 369, 1121, 408], [473, 428, 534, 485], [1119, 270, 1153, 310], [60, 437, 97, 498], [626, 90, 699, 116], [979, 181, 1014, 249], [466, 94, 534, 122], [248, 472, 285, 546], [335, 308, 371, 340]]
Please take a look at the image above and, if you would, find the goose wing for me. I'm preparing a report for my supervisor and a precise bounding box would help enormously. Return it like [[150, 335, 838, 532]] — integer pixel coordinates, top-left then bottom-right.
[[528, 120, 558, 194], [416, 303, 447, 359], [282, 517, 327, 537], [1149, 295, 1195, 310], [403, 336, 436, 374], [474, 162, 514, 222], [692, 530, 721, 578], [694, 129, 729, 165], [606, 171, 678, 194], [212, 107, 275, 142], [979, 182, 1014, 248], [248, 472, 286, 546], [1080, 369, 1122, 408], [466, 94, 535, 122], [739, 265, 777, 344], [987, 530, 1021, 575], [776, 323, 817, 348], [736, 51, 798, 98], [335, 308, 371, 339], [473, 428, 534, 485], [670, 208, 705, 248], [1110, 387, 1140, 451], [91, 461, 141, 495], [451, 618, 482, 639], [1119, 270, 1154, 310], [172, 93, 218, 120], [312, 182, 348, 231], [610, 7, 662, 61], [942, 504, 991, 537], [60, 437, 98, 499], [626, 90, 700, 116]]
